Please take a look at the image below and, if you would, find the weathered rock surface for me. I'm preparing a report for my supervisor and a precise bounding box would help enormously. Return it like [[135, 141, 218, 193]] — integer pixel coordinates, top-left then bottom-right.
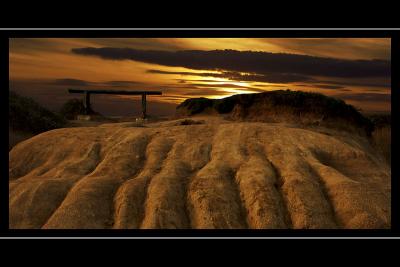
[[9, 118, 391, 229]]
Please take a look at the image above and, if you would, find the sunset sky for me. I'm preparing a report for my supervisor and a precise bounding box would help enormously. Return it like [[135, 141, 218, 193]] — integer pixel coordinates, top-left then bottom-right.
[[9, 38, 391, 116]]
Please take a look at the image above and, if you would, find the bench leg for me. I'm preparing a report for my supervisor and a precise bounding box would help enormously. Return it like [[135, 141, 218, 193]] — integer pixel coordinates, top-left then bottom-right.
[[141, 94, 147, 119], [83, 92, 91, 115]]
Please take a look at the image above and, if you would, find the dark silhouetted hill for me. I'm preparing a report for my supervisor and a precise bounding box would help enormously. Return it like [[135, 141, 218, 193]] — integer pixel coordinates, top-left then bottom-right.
[[176, 90, 375, 135], [10, 90, 67, 134], [9, 90, 67, 149]]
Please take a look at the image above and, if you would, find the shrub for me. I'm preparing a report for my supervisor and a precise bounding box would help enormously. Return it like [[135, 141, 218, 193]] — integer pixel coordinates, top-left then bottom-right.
[[372, 126, 391, 165], [59, 98, 86, 120], [368, 114, 391, 128], [9, 91, 66, 134]]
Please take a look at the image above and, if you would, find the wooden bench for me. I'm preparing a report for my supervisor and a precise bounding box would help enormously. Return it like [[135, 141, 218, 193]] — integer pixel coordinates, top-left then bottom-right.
[[68, 89, 162, 119]]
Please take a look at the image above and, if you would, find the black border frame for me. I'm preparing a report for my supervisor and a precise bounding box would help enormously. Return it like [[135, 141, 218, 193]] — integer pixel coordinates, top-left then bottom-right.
[[1, 29, 398, 238]]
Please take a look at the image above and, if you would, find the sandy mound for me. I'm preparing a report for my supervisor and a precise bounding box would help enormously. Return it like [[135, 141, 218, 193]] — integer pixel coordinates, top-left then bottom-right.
[[9, 118, 390, 229]]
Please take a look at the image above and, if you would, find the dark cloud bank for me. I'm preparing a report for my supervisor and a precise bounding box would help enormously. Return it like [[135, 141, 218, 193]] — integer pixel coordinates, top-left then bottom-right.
[[53, 78, 141, 88], [72, 47, 391, 82], [49, 47, 391, 114]]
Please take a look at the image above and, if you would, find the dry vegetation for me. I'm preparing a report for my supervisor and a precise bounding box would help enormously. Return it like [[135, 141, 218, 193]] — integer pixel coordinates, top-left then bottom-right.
[[371, 126, 391, 165], [9, 91, 67, 150], [365, 113, 391, 165]]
